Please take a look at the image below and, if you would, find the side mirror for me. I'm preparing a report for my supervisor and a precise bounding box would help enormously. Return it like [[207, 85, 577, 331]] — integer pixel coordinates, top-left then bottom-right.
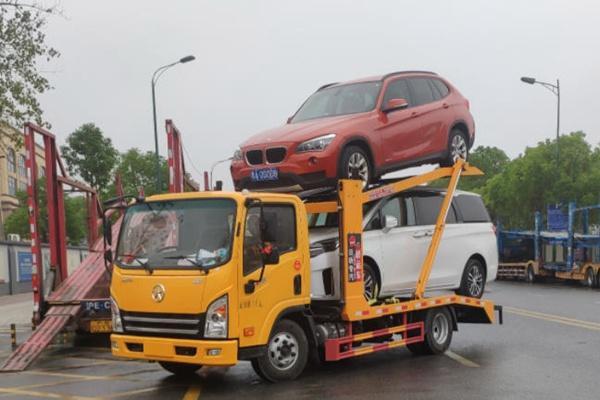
[[383, 98, 409, 113], [286, 116, 293, 124], [103, 218, 112, 245], [104, 249, 113, 265], [262, 245, 280, 265], [382, 215, 399, 233]]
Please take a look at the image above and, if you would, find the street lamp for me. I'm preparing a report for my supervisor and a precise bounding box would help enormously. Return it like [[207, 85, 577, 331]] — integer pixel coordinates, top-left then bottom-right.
[[151, 55, 196, 191], [520, 76, 560, 163], [210, 157, 233, 190]]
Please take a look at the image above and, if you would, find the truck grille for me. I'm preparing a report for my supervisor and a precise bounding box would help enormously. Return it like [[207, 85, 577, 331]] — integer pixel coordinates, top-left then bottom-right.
[[266, 147, 286, 163], [121, 310, 205, 338], [245, 150, 263, 165]]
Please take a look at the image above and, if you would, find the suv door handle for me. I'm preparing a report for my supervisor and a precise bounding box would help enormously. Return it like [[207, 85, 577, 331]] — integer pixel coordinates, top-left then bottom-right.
[[410, 111, 419, 118], [442, 102, 449, 109], [412, 230, 432, 238]]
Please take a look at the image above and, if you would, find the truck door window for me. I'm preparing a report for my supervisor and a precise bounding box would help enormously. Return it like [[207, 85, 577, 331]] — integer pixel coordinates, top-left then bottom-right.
[[243, 204, 297, 276]]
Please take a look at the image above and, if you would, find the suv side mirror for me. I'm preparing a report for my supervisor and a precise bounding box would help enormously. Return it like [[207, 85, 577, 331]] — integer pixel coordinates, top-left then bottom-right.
[[382, 215, 399, 233], [383, 98, 409, 113], [286, 116, 293, 124], [103, 218, 112, 246]]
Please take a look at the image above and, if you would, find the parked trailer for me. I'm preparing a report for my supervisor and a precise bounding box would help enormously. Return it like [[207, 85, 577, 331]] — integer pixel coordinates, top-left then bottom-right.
[[497, 203, 600, 287], [108, 160, 502, 382]]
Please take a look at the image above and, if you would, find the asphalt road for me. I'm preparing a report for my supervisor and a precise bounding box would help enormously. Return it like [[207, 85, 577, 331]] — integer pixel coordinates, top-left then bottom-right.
[[0, 280, 598, 399]]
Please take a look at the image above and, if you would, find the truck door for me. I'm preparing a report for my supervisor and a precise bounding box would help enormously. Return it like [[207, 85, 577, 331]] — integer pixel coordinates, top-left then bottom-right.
[[238, 202, 307, 348]]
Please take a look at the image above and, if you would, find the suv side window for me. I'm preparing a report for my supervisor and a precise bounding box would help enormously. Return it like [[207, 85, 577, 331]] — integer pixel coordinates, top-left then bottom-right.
[[413, 195, 457, 225], [382, 79, 412, 108], [243, 204, 296, 275], [409, 78, 436, 106], [454, 195, 491, 223], [431, 79, 450, 98]]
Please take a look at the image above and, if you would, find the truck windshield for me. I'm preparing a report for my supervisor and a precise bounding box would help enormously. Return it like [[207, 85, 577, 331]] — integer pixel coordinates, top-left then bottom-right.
[[291, 81, 381, 123], [116, 199, 236, 269]]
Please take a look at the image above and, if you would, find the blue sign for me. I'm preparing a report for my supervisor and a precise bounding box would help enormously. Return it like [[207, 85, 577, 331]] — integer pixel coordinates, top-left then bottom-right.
[[17, 251, 33, 282], [547, 205, 568, 231]]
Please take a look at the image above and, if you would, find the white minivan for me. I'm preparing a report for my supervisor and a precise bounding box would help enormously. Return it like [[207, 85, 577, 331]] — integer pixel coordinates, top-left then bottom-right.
[[309, 187, 498, 300]]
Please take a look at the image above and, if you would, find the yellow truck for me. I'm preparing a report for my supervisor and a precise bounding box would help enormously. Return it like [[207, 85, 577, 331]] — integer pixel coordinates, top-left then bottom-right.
[[106, 160, 501, 381]]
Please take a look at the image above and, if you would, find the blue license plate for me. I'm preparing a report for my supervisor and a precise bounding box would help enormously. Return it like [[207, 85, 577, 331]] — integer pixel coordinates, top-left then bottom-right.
[[251, 167, 279, 182]]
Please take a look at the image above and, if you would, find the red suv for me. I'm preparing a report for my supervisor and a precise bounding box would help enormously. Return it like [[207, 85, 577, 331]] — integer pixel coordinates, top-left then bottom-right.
[[231, 71, 475, 191]]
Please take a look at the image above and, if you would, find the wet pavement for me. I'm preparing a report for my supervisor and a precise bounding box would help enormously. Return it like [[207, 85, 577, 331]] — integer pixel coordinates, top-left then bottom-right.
[[0, 280, 598, 399]]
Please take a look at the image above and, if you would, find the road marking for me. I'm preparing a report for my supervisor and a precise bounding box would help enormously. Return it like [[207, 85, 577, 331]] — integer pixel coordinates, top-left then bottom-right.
[[445, 350, 479, 368], [183, 385, 202, 400], [104, 386, 162, 398], [505, 306, 600, 331], [0, 386, 96, 399]]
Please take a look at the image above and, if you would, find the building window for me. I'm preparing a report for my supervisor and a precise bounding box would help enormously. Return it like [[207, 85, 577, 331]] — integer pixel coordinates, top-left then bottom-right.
[[7, 148, 16, 173], [39, 166, 46, 178], [8, 177, 17, 196], [18, 180, 27, 192], [18, 154, 26, 177]]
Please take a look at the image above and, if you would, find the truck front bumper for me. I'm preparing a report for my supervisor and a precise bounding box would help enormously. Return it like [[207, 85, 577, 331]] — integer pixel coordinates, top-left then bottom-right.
[[111, 334, 238, 366]]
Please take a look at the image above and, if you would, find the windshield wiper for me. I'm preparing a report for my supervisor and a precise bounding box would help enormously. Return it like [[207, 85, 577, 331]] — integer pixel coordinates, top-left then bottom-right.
[[162, 255, 206, 269], [117, 254, 153, 274]]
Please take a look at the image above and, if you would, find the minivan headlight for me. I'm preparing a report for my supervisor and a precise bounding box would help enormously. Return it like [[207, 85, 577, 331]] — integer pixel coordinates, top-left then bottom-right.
[[204, 295, 228, 338], [310, 237, 339, 258], [110, 297, 124, 333], [296, 133, 336, 153]]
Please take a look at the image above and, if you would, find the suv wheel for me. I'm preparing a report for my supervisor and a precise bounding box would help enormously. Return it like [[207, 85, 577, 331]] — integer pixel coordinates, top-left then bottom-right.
[[442, 129, 468, 166], [456, 258, 486, 298], [339, 145, 372, 188]]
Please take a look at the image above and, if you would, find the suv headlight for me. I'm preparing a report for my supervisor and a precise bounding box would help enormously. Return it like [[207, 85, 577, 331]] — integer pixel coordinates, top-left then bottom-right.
[[110, 297, 124, 333], [204, 295, 228, 338], [232, 148, 243, 161], [310, 237, 339, 258], [296, 133, 336, 153]]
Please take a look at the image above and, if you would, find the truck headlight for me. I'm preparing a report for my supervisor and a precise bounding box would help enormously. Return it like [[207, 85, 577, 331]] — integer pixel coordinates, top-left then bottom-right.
[[296, 133, 336, 153], [204, 295, 228, 338], [110, 297, 124, 333]]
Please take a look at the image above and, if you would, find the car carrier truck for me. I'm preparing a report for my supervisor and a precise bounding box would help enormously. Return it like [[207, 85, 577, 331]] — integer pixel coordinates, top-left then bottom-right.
[[106, 160, 501, 382]]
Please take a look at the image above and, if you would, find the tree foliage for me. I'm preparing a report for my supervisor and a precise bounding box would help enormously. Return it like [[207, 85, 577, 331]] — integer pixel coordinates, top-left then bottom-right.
[[0, 1, 60, 144], [112, 148, 168, 197], [4, 179, 87, 245], [61, 123, 119, 192]]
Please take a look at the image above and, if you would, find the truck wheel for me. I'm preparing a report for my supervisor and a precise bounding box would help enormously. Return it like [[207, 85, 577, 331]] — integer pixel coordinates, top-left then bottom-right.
[[455, 258, 485, 298], [407, 307, 453, 355], [363, 262, 380, 302], [158, 361, 201, 376], [526, 265, 535, 283], [441, 129, 468, 167], [252, 319, 308, 382], [339, 145, 372, 188], [584, 268, 595, 288]]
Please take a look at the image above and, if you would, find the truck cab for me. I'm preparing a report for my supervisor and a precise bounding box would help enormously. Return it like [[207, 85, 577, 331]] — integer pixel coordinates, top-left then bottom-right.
[[110, 191, 312, 374]]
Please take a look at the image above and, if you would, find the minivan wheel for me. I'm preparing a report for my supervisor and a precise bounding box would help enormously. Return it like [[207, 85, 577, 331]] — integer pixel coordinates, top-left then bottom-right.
[[442, 129, 469, 166], [339, 145, 372, 188], [363, 262, 380, 303], [456, 258, 485, 298]]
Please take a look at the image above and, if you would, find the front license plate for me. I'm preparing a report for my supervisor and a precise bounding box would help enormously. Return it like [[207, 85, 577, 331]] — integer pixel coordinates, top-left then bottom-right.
[[90, 320, 112, 333], [250, 167, 279, 182]]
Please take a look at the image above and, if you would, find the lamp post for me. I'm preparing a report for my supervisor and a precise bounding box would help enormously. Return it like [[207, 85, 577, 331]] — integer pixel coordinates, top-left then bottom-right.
[[152, 55, 195, 191], [520, 76, 560, 163], [210, 157, 233, 190]]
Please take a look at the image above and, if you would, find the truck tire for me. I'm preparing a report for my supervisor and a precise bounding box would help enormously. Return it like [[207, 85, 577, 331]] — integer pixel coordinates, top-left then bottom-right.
[[526, 265, 535, 283], [407, 307, 453, 355], [584, 268, 595, 288], [252, 319, 308, 382], [158, 361, 201, 376], [455, 258, 485, 298]]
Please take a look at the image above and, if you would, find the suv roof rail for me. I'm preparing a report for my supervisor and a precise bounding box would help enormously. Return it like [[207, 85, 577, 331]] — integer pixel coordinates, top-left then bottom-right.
[[382, 70, 438, 80], [317, 82, 339, 91]]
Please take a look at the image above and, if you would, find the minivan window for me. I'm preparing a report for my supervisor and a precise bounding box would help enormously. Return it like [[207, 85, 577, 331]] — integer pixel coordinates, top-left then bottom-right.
[[292, 82, 381, 123], [455, 195, 491, 223], [413, 195, 457, 225], [382, 79, 412, 108], [380, 197, 406, 227], [410, 78, 436, 106]]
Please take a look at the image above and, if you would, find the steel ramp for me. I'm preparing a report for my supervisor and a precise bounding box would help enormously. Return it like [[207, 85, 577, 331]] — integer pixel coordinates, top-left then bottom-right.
[[0, 219, 121, 372]]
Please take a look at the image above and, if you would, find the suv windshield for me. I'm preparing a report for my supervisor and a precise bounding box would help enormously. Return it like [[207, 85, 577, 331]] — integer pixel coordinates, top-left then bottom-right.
[[292, 81, 381, 123], [116, 199, 236, 269]]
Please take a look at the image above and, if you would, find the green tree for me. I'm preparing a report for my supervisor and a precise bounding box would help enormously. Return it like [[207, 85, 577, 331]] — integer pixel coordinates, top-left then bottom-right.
[[0, 1, 60, 145], [4, 180, 87, 245], [111, 148, 168, 197], [61, 123, 119, 192], [482, 131, 596, 228]]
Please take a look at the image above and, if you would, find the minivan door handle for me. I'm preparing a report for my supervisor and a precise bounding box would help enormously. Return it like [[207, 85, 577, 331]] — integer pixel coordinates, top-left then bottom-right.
[[412, 230, 432, 238]]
